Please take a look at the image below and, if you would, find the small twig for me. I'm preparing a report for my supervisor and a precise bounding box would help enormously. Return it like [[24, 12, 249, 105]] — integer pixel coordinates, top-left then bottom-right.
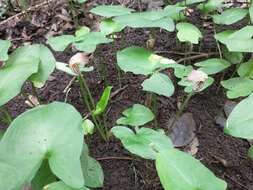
[[63, 76, 76, 93], [177, 52, 217, 64], [224, 174, 249, 190], [96, 156, 140, 162], [110, 85, 128, 99]]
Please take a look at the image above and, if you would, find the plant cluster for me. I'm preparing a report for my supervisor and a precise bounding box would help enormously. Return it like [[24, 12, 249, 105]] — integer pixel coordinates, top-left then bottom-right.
[[0, 0, 253, 189]]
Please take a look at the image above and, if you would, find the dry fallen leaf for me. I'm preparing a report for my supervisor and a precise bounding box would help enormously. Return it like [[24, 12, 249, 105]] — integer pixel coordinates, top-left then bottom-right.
[[169, 113, 196, 147]]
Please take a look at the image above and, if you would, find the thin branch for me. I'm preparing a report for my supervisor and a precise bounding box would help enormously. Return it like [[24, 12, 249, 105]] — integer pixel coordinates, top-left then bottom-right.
[[176, 52, 218, 64]]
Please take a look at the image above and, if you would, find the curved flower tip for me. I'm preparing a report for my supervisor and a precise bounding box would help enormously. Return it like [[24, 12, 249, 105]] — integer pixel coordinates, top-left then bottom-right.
[[187, 70, 208, 83], [69, 52, 90, 74]]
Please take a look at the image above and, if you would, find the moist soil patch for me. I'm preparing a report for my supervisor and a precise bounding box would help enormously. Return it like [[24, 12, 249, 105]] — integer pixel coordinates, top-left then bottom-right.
[[0, 1, 253, 190]]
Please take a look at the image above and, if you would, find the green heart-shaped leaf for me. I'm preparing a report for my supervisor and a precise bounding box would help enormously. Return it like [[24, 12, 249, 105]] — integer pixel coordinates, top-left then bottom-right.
[[142, 73, 175, 97], [156, 149, 227, 190], [100, 19, 125, 35], [0, 102, 84, 189], [117, 47, 178, 75], [176, 22, 202, 44], [238, 59, 253, 78], [47, 35, 75, 52], [221, 77, 253, 99], [225, 94, 253, 139], [90, 5, 134, 17], [0, 57, 39, 107], [74, 32, 113, 53], [7, 44, 56, 88], [195, 58, 231, 75], [212, 8, 248, 25], [116, 104, 154, 127], [81, 144, 104, 188], [111, 126, 173, 159]]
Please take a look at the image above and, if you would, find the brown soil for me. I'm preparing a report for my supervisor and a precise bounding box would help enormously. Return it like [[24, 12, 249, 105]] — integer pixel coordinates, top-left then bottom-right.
[[1, 1, 253, 190]]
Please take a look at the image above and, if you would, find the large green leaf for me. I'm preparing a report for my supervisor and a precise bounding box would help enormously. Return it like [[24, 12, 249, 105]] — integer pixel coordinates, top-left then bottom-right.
[[215, 26, 253, 52], [111, 126, 173, 160], [74, 32, 113, 53], [225, 94, 253, 139], [156, 149, 227, 190], [0, 39, 11, 61], [176, 22, 202, 44], [212, 8, 248, 25], [114, 12, 175, 31], [80, 144, 104, 188], [221, 77, 253, 99], [31, 161, 57, 190], [0, 102, 84, 189], [195, 58, 231, 75], [7, 44, 56, 87], [93, 86, 113, 116], [0, 57, 39, 107], [47, 35, 75, 52], [223, 47, 243, 64], [90, 5, 134, 17], [116, 104, 155, 127], [45, 181, 89, 190], [117, 47, 179, 75], [142, 73, 175, 97], [222, 77, 253, 99], [238, 59, 253, 78]]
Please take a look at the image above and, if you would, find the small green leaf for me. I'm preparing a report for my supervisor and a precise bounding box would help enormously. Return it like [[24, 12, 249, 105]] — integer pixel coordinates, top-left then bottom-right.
[[212, 8, 248, 25], [31, 161, 57, 190], [156, 149, 227, 190], [0, 39, 11, 61], [142, 73, 175, 97], [93, 86, 113, 116], [47, 35, 75, 51], [100, 19, 125, 35], [238, 59, 253, 78], [74, 32, 113, 53], [176, 22, 202, 44], [0, 102, 84, 189], [117, 47, 179, 75], [174, 65, 193, 79], [75, 26, 90, 39], [76, 0, 87, 4], [90, 5, 134, 17], [116, 104, 155, 127], [82, 119, 95, 135], [197, 0, 224, 14], [80, 144, 104, 188], [225, 94, 253, 139], [195, 58, 231, 75], [221, 77, 253, 99], [44, 181, 89, 190], [111, 126, 173, 160]]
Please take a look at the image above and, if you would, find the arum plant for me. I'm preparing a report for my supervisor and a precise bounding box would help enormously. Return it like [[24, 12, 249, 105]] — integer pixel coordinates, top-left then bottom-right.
[[55, 52, 113, 140], [111, 104, 227, 190], [0, 102, 104, 190], [117, 46, 183, 121]]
